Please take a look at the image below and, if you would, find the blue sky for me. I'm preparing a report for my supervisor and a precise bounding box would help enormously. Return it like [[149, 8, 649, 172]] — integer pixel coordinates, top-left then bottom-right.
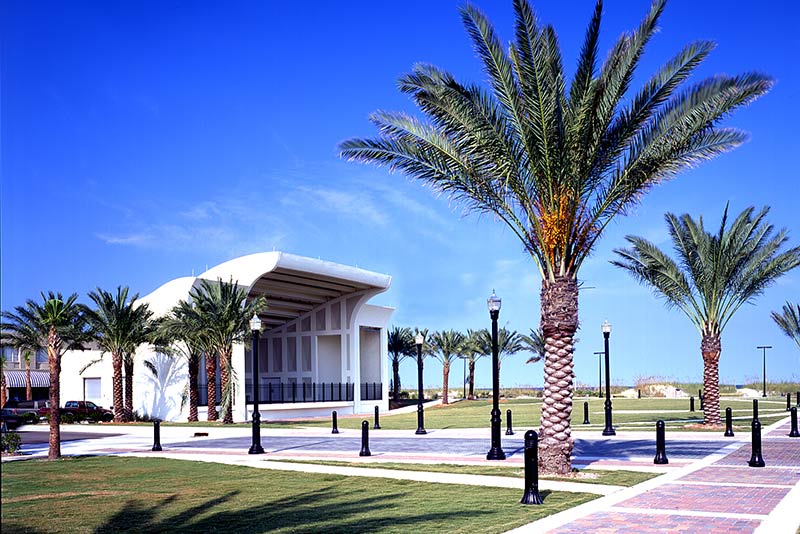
[[2, 0, 799, 390]]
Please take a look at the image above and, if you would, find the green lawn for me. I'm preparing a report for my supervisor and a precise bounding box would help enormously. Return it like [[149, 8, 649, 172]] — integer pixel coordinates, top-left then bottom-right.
[[1, 456, 596, 533], [268, 397, 790, 431], [268, 460, 658, 487]]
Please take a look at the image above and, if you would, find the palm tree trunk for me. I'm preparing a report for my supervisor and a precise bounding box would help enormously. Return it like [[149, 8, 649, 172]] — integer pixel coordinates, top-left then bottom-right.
[[701, 333, 722, 426], [124, 357, 134, 421], [468, 360, 475, 399], [220, 348, 233, 424], [1, 371, 7, 406], [25, 360, 32, 401], [47, 328, 61, 460], [539, 276, 579, 475], [112, 353, 124, 423], [392, 358, 401, 401], [206, 353, 218, 421], [442, 362, 450, 405], [188, 355, 199, 422]]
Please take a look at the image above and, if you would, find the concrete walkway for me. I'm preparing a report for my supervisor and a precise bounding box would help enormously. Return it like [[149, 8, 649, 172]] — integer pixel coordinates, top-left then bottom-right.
[[4, 415, 798, 533]]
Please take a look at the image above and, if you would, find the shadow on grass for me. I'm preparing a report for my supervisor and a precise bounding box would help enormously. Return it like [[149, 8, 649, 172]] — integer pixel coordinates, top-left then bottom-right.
[[89, 485, 499, 533]]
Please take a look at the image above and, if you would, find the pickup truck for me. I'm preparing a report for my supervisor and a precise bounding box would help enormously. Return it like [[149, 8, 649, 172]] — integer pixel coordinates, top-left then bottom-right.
[[62, 401, 114, 422]]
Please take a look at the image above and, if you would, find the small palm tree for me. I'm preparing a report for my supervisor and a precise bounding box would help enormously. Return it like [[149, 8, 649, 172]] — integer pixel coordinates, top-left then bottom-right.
[[462, 329, 486, 399], [340, 0, 771, 473], [388, 326, 415, 401], [85, 287, 155, 422], [158, 301, 211, 422], [188, 278, 265, 424], [771, 303, 800, 350], [22, 350, 33, 401], [473, 327, 526, 371], [523, 328, 546, 364], [1, 293, 89, 459], [613, 206, 800, 425], [429, 330, 467, 405]]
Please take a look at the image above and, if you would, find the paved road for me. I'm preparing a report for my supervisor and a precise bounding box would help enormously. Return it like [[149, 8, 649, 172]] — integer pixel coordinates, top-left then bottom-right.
[[16, 430, 122, 445], [166, 434, 730, 460]]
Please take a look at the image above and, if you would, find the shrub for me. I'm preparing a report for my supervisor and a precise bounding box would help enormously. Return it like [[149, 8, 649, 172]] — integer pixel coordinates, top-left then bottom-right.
[[20, 412, 39, 425], [1, 430, 22, 454]]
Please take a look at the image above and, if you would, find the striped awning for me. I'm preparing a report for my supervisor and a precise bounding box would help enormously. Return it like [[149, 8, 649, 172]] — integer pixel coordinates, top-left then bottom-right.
[[3, 370, 50, 388]]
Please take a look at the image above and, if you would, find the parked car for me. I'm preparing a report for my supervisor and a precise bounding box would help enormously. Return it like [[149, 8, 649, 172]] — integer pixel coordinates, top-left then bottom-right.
[[62, 401, 114, 422], [1, 408, 24, 430], [2, 400, 49, 422]]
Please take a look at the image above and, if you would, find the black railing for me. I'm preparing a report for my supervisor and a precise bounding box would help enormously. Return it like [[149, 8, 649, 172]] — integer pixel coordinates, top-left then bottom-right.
[[361, 382, 383, 401], [197, 381, 222, 407], [244, 382, 382, 404]]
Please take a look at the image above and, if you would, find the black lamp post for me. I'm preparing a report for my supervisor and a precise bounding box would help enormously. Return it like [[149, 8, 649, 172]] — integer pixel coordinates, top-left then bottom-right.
[[415, 332, 426, 435], [757, 345, 771, 398], [248, 313, 265, 454], [594, 351, 604, 398], [486, 290, 506, 460], [602, 320, 615, 436]]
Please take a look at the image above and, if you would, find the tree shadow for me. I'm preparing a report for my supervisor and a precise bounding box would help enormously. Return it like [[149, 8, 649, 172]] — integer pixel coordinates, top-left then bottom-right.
[[92, 485, 495, 533]]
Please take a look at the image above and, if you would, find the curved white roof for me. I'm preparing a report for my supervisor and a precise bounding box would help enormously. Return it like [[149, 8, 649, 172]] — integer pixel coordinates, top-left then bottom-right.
[[141, 252, 391, 328]]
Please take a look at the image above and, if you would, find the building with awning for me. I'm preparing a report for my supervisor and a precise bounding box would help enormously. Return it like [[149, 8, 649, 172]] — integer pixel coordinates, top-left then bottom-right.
[[59, 252, 393, 422], [3, 370, 50, 389]]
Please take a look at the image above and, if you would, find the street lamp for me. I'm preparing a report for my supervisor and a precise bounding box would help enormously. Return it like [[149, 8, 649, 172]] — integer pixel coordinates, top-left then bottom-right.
[[594, 351, 604, 398], [248, 312, 265, 454], [601, 320, 615, 436], [757, 346, 772, 398], [415, 332, 426, 435], [486, 290, 506, 460]]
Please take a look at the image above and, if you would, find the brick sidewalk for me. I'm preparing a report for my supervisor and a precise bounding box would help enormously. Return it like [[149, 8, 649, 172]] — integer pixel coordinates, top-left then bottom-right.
[[515, 416, 800, 533]]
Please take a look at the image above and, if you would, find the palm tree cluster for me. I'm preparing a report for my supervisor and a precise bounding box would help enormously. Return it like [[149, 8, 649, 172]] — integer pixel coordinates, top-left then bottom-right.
[[342, 0, 772, 473], [388, 325, 540, 404], [1, 278, 264, 459]]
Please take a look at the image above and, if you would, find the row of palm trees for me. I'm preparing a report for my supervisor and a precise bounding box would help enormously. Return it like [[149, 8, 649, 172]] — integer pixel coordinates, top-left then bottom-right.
[[1, 278, 263, 459], [388, 326, 545, 404]]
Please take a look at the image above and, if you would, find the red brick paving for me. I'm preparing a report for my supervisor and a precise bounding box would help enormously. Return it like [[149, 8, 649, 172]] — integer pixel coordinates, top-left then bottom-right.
[[615, 484, 790, 515], [682, 465, 800, 485], [715, 439, 800, 466], [547, 511, 761, 534]]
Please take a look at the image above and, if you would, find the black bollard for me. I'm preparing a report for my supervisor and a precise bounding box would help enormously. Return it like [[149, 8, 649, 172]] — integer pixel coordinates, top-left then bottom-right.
[[700, 394, 704, 411], [638, 389, 642, 399], [374, 406, 381, 430], [789, 407, 799, 438], [796, 391, 800, 407], [520, 430, 543, 505], [332, 410, 339, 434], [151, 420, 162, 452], [724, 407, 734, 437], [787, 393, 792, 412], [583, 401, 590, 425], [748, 419, 765, 467], [506, 409, 514, 435], [690, 396, 695, 412], [653, 420, 668, 464], [359, 420, 371, 456]]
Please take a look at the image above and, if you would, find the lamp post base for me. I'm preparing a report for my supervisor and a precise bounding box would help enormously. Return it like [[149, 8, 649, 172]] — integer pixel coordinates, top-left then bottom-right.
[[602, 403, 615, 436], [248, 444, 265, 454], [415, 404, 426, 435], [486, 446, 506, 461]]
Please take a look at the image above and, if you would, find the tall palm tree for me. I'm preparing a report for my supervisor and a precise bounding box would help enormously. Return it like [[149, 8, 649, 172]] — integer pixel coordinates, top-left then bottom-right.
[[613, 206, 800, 425], [771, 303, 800, 350], [158, 301, 211, 422], [1, 293, 89, 459], [85, 287, 154, 422], [188, 278, 265, 424], [340, 0, 772, 474], [429, 330, 467, 405], [388, 326, 415, 401], [22, 350, 33, 401], [463, 329, 486, 399]]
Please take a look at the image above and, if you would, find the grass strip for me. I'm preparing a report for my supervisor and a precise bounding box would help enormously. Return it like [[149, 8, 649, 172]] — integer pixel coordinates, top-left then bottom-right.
[[266, 459, 658, 487]]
